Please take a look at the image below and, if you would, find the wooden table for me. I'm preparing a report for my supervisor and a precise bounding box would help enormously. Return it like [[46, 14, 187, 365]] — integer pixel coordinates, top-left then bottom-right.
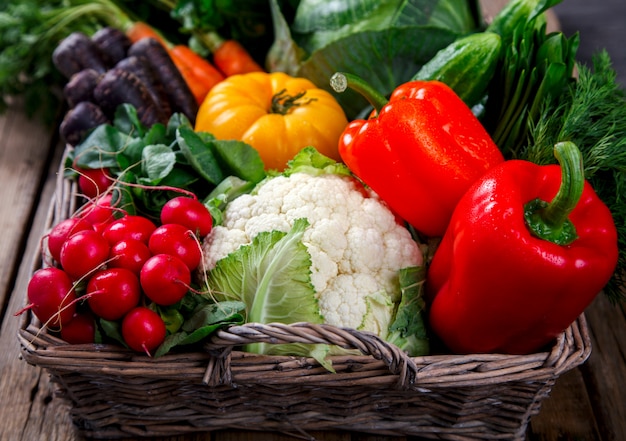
[[1, 1, 625, 440]]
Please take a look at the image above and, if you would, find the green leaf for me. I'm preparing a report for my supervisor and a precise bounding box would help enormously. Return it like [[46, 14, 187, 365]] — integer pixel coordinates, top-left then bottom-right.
[[266, 0, 312, 74], [386, 266, 430, 356], [203, 175, 257, 226], [165, 112, 193, 137], [142, 144, 177, 182], [486, 0, 562, 40], [73, 125, 130, 169], [292, 0, 391, 34], [142, 121, 171, 147], [113, 104, 147, 137], [182, 300, 246, 332], [211, 139, 267, 184], [154, 300, 246, 357], [98, 318, 126, 347], [284, 145, 352, 177], [293, 0, 472, 52], [112, 175, 138, 215], [159, 307, 185, 334], [176, 125, 224, 185], [120, 137, 150, 169], [398, 0, 476, 32], [296, 26, 461, 118]]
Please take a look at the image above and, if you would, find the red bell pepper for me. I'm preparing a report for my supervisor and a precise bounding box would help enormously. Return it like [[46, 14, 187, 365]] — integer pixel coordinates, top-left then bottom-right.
[[426, 141, 618, 354], [331, 73, 504, 237]]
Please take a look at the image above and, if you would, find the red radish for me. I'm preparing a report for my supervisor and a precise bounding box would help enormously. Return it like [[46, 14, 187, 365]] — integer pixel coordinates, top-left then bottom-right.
[[148, 223, 202, 270], [121, 307, 166, 356], [140, 253, 190, 305], [160, 196, 213, 237], [79, 193, 118, 230], [60, 312, 96, 344], [26, 267, 76, 328], [86, 268, 141, 320], [47, 217, 93, 262], [76, 167, 112, 199], [108, 239, 152, 274], [60, 229, 110, 280], [102, 215, 157, 245]]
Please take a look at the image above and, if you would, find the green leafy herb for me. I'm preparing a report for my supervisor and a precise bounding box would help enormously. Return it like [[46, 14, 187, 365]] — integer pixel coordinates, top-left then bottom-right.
[[482, 0, 579, 155], [526, 51, 626, 302]]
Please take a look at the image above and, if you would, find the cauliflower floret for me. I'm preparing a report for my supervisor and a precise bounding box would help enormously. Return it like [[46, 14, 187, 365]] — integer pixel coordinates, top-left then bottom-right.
[[202, 172, 423, 337]]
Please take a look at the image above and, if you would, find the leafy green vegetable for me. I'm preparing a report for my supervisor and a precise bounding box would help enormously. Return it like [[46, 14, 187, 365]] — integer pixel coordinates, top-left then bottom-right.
[[481, 0, 579, 155], [526, 51, 626, 302], [387, 266, 430, 356], [292, 0, 476, 52], [267, 0, 481, 118], [206, 217, 334, 368], [206, 218, 326, 360], [70, 105, 266, 219], [291, 0, 381, 34]]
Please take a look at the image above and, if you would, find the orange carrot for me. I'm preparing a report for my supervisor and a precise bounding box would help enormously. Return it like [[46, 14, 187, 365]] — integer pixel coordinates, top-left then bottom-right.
[[199, 32, 264, 77], [125, 21, 168, 48], [169, 45, 225, 104]]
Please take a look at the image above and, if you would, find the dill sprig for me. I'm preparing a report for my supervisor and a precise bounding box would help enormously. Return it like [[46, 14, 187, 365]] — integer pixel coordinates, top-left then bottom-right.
[[527, 50, 626, 303]]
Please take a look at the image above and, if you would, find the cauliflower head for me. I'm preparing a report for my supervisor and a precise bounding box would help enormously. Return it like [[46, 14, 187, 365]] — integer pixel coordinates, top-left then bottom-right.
[[202, 171, 423, 338]]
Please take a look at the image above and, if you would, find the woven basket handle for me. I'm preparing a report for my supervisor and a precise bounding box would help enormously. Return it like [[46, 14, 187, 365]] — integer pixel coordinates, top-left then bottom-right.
[[203, 322, 419, 388]]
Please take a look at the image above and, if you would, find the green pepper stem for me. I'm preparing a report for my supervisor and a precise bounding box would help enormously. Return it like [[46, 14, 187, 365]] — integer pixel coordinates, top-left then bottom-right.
[[524, 141, 584, 245], [545, 141, 585, 225], [330, 72, 388, 113]]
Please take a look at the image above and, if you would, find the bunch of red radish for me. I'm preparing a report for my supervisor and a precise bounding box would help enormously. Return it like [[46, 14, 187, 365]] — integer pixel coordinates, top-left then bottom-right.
[[23, 183, 213, 357]]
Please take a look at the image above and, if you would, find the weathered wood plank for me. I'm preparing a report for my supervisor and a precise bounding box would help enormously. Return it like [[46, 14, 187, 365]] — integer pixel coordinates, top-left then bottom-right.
[[0, 99, 57, 317], [0, 111, 74, 441], [528, 367, 600, 441], [527, 293, 626, 441], [579, 295, 626, 441]]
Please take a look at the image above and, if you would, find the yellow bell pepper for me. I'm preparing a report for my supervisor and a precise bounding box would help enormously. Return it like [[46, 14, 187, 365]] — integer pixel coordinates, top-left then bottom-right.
[[194, 71, 348, 170]]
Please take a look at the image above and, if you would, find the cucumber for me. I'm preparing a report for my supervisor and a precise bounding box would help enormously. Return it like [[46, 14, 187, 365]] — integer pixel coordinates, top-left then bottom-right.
[[412, 32, 502, 108]]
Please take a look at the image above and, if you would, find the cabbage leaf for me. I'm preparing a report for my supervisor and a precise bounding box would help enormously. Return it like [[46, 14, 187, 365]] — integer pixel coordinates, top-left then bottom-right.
[[207, 218, 330, 366], [267, 0, 481, 117]]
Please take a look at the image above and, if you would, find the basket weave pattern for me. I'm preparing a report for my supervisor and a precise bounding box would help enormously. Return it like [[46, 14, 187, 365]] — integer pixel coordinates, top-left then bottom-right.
[[18, 146, 592, 440]]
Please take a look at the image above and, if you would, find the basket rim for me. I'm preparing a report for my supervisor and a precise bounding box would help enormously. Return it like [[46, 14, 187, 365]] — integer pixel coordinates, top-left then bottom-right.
[[18, 308, 592, 389]]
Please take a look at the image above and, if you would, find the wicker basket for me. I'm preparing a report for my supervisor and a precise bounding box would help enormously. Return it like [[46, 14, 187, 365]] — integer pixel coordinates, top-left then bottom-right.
[[18, 146, 592, 440]]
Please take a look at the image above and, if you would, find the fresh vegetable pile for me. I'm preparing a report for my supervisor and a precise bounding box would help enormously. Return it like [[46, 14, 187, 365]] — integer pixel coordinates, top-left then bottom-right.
[[9, 0, 626, 363]]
